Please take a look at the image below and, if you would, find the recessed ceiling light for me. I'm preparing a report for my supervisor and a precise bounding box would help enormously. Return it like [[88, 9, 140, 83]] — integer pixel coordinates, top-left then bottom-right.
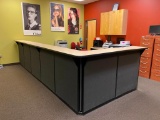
[[74, 0, 84, 1]]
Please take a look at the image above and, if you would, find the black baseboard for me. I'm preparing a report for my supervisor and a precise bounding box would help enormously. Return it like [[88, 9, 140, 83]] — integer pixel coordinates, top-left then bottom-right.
[[3, 62, 20, 66]]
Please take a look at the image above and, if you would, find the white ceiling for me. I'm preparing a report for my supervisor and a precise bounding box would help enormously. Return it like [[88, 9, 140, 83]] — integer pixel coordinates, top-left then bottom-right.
[[61, 0, 99, 5]]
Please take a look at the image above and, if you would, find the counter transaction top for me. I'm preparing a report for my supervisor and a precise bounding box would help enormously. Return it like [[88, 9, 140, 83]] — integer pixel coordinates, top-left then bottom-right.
[[15, 40, 146, 57]]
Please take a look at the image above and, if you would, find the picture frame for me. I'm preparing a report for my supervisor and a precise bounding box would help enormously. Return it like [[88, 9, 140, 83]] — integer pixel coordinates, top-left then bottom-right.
[[21, 2, 41, 36], [50, 2, 65, 32], [68, 7, 80, 34], [112, 3, 119, 11]]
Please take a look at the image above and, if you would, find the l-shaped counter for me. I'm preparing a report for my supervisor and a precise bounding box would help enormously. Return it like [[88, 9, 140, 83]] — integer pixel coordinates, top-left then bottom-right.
[[15, 40, 146, 114]]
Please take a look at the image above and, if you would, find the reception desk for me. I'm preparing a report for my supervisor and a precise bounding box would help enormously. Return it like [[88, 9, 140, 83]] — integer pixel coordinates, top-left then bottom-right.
[[15, 40, 146, 114]]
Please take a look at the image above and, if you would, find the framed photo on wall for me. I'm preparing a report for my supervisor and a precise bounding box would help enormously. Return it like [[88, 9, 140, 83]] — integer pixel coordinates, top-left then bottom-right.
[[68, 7, 80, 34], [21, 2, 41, 35], [112, 3, 119, 11], [50, 3, 65, 31]]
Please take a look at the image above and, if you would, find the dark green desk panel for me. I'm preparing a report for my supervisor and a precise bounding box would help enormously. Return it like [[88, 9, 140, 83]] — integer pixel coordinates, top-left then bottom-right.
[[55, 54, 78, 112], [40, 49, 55, 92], [17, 43, 25, 67], [116, 51, 140, 97], [30, 47, 41, 80], [83, 55, 117, 112], [23, 45, 31, 73]]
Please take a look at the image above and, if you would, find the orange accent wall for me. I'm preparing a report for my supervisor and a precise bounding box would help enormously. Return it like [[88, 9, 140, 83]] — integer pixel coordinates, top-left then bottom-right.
[[84, 0, 160, 45]]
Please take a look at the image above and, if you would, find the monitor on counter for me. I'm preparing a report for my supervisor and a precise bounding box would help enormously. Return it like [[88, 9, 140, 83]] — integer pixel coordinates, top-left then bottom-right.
[[149, 25, 160, 35]]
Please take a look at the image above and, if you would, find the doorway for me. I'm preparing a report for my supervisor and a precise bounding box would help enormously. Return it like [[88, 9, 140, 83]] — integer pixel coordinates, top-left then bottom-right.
[[84, 20, 96, 50]]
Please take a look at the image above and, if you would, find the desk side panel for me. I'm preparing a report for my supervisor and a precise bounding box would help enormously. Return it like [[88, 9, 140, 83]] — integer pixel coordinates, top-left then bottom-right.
[[40, 49, 55, 92], [83, 55, 117, 112], [24, 45, 31, 73], [55, 54, 78, 112], [30, 47, 41, 80], [17, 43, 25, 67], [116, 51, 140, 97]]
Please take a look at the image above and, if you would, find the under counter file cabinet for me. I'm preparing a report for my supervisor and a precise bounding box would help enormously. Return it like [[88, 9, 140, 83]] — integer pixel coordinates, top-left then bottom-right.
[[139, 35, 155, 78], [139, 35, 160, 81], [150, 37, 160, 81], [16, 40, 145, 114]]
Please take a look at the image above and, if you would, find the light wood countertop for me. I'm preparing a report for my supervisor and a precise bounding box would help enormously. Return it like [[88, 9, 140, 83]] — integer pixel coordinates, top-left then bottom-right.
[[15, 40, 146, 57]]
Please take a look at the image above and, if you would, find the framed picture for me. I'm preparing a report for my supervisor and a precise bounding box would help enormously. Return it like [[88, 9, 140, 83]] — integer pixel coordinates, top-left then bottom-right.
[[68, 7, 80, 34], [21, 2, 41, 35], [112, 3, 119, 11], [50, 2, 65, 31]]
